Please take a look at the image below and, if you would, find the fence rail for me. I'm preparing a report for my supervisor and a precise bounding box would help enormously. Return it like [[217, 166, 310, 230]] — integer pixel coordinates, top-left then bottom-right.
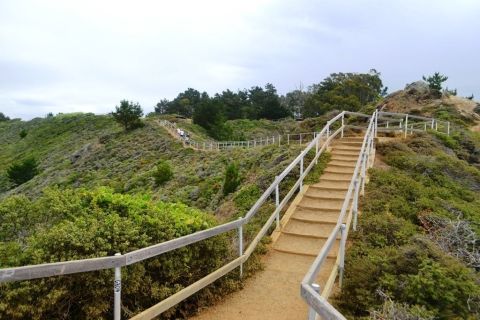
[[0, 110, 449, 320], [159, 119, 326, 150]]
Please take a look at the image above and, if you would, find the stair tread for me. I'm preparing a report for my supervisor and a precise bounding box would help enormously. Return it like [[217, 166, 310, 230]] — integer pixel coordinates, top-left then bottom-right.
[[274, 233, 340, 257]]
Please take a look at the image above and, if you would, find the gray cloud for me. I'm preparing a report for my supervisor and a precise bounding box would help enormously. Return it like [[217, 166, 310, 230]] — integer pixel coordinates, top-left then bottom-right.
[[0, 0, 479, 119]]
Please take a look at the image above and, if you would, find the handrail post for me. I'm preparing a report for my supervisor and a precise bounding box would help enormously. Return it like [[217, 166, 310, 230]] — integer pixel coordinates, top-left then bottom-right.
[[114, 253, 122, 320], [361, 152, 367, 196], [353, 179, 359, 231], [308, 283, 321, 320], [339, 224, 347, 287], [447, 121, 450, 135], [300, 156, 304, 191], [341, 113, 344, 138], [404, 114, 408, 138], [278, 135, 281, 146], [287, 134, 290, 145], [238, 217, 243, 278], [275, 177, 280, 229], [300, 133, 302, 145], [431, 119, 434, 129], [435, 120, 438, 131]]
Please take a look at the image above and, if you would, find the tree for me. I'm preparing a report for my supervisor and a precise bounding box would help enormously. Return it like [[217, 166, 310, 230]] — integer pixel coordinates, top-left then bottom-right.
[[6, 157, 39, 186], [302, 70, 385, 117], [0, 112, 10, 122], [111, 100, 143, 131], [154, 99, 170, 114], [164, 88, 202, 117], [422, 72, 448, 97], [247, 84, 290, 120], [281, 89, 310, 119], [193, 95, 231, 140], [223, 163, 240, 196]]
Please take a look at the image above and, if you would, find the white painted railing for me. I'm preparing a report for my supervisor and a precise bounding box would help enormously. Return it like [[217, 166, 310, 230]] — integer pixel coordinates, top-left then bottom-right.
[[300, 110, 450, 319], [377, 111, 451, 136], [0, 110, 449, 320], [158, 119, 322, 150]]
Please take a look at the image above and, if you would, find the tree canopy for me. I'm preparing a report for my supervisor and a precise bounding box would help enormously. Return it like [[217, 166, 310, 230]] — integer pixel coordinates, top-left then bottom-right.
[[112, 100, 144, 131], [302, 70, 386, 117]]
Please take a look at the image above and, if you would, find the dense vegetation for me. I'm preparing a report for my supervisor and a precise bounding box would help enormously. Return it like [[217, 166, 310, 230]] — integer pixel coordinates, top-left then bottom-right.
[[0, 187, 237, 319], [336, 132, 480, 319]]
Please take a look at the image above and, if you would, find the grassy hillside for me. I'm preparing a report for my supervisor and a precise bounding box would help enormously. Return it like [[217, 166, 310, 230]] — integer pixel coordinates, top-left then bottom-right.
[[0, 114, 309, 215], [0, 112, 320, 319]]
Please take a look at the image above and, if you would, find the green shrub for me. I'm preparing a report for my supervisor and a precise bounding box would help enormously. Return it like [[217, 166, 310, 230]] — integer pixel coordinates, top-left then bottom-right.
[[223, 162, 240, 196], [6, 157, 39, 186], [153, 160, 173, 185], [19, 129, 27, 139], [0, 187, 234, 319]]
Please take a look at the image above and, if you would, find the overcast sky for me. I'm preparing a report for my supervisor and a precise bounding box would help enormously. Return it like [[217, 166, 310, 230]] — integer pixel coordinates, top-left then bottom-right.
[[1, 0, 479, 119]]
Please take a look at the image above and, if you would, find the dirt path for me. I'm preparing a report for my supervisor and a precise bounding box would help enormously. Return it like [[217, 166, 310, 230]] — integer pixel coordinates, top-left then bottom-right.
[[191, 137, 364, 320]]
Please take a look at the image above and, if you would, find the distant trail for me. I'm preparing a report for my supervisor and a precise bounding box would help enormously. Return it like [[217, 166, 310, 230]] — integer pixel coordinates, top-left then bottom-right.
[[154, 118, 317, 151]]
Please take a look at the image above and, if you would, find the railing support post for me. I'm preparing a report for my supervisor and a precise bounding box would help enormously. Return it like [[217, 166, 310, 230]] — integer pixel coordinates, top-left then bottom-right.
[[447, 121, 450, 135], [308, 283, 321, 320], [275, 177, 280, 229], [278, 135, 281, 146], [238, 218, 243, 278], [300, 157, 304, 191], [341, 113, 344, 138], [299, 134, 302, 145], [361, 152, 367, 196], [431, 119, 434, 129], [114, 253, 122, 320], [404, 115, 408, 138], [339, 224, 347, 288], [353, 179, 359, 231], [287, 134, 290, 145]]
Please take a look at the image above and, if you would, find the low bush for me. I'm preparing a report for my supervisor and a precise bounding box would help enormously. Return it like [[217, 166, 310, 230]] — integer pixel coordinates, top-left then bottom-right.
[[0, 187, 234, 319], [6, 157, 39, 186], [223, 162, 240, 196], [153, 160, 173, 185]]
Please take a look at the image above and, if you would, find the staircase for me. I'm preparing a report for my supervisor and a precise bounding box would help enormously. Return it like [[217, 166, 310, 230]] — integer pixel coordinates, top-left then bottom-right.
[[192, 136, 363, 320]]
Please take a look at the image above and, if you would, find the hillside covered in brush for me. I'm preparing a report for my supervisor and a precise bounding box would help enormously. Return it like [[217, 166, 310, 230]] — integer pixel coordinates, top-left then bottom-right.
[[0, 70, 478, 319]]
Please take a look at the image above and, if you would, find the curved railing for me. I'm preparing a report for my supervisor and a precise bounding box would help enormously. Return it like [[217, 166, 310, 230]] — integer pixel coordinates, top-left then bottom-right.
[[158, 119, 323, 150]]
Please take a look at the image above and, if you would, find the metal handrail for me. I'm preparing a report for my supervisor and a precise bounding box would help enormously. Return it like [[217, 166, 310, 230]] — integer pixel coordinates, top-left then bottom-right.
[[300, 110, 377, 320]]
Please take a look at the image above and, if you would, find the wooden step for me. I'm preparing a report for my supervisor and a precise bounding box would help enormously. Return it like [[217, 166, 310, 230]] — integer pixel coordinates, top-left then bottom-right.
[[273, 233, 339, 257], [298, 195, 349, 208], [321, 172, 354, 180], [324, 166, 355, 174], [331, 150, 360, 157], [333, 145, 362, 152], [282, 220, 337, 238], [330, 155, 358, 162], [304, 188, 347, 199], [329, 160, 356, 168], [309, 182, 349, 191], [291, 210, 346, 225]]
